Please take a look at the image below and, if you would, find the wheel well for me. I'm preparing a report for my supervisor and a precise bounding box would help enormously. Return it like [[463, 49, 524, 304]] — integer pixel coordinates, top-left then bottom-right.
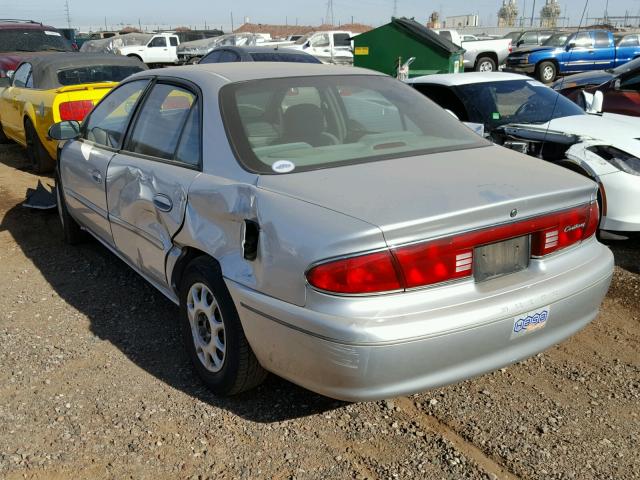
[[476, 52, 498, 65], [537, 58, 558, 70], [170, 247, 220, 293], [127, 54, 143, 61]]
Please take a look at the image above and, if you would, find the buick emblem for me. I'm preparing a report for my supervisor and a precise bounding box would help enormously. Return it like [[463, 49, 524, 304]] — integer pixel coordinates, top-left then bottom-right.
[[510, 209, 518, 218]]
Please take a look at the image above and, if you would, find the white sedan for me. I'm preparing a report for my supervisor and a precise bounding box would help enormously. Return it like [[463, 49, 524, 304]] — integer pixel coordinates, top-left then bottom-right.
[[408, 72, 640, 234]]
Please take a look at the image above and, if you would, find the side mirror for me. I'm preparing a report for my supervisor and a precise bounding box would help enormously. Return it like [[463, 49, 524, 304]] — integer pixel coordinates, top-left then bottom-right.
[[613, 78, 621, 91], [581, 90, 604, 114], [0, 77, 11, 88], [566, 42, 576, 51], [48, 121, 81, 140], [517, 40, 523, 47], [304, 41, 310, 49]]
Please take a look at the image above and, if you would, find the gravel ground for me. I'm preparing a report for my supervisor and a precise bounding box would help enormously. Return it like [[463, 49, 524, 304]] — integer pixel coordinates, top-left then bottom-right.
[[0, 143, 638, 480]]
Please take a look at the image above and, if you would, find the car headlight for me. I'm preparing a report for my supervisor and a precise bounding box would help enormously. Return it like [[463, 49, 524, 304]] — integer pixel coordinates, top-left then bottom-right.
[[590, 146, 640, 176]]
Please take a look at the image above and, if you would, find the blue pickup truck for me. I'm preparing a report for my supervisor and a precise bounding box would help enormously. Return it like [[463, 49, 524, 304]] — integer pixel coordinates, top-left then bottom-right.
[[505, 30, 640, 84]]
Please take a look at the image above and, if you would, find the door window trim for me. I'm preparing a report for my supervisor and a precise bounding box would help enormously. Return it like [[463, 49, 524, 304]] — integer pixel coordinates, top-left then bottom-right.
[[120, 77, 203, 171], [79, 78, 153, 153]]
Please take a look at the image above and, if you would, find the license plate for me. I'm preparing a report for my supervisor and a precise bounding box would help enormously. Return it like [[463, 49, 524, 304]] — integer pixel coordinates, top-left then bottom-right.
[[511, 306, 550, 339], [474, 236, 530, 282]]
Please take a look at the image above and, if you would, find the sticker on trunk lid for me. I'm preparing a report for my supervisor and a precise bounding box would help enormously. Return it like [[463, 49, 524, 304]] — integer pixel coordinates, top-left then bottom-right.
[[511, 306, 550, 339]]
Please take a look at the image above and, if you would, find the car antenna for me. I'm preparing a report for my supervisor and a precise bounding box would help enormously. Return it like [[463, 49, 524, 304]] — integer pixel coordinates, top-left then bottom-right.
[[541, 0, 590, 156]]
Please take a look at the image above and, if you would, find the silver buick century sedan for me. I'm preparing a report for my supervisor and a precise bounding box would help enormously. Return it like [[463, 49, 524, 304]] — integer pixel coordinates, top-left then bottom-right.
[[50, 63, 614, 401]]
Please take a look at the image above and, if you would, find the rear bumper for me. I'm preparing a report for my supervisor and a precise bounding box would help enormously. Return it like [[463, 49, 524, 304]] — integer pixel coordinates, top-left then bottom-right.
[[227, 240, 613, 401]]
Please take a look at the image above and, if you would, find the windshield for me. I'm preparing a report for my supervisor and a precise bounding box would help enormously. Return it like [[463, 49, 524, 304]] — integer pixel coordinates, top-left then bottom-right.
[[0, 29, 72, 52], [57, 65, 145, 86], [611, 56, 640, 75], [504, 32, 522, 42], [543, 33, 569, 47], [454, 80, 585, 128], [250, 52, 320, 63], [220, 75, 486, 174]]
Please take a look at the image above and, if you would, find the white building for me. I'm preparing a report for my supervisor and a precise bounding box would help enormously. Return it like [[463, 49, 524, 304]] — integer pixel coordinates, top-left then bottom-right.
[[445, 14, 479, 28]]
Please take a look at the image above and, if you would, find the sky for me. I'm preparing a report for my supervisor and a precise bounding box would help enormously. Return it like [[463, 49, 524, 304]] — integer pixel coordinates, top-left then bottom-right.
[[1, 0, 639, 31]]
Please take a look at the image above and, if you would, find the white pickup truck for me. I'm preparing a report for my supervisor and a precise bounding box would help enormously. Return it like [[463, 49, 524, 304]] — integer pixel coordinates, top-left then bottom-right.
[[115, 33, 181, 66], [434, 29, 512, 72], [289, 31, 354, 65]]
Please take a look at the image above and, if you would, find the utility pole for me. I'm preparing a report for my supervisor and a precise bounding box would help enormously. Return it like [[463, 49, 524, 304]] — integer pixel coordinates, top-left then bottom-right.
[[64, 0, 71, 29], [393, 0, 398, 18], [604, 0, 609, 23], [325, 0, 334, 26], [230, 12, 234, 32], [530, 0, 536, 27]]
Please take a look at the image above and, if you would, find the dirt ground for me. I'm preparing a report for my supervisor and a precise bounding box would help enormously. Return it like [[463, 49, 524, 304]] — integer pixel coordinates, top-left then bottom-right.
[[0, 143, 638, 480]]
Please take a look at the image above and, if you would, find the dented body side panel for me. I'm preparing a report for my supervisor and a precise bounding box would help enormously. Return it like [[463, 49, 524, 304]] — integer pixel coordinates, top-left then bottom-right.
[[171, 173, 388, 307]]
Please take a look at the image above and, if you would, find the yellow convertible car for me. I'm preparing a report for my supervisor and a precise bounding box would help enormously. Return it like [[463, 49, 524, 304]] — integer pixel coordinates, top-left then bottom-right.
[[0, 53, 146, 172]]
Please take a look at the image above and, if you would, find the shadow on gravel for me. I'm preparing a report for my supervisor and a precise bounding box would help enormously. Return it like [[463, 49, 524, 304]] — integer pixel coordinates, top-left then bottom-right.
[[601, 235, 640, 275], [0, 199, 345, 423]]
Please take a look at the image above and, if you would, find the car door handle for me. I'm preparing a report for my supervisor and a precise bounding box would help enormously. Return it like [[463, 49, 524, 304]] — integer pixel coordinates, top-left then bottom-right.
[[90, 170, 102, 184], [153, 194, 173, 212]]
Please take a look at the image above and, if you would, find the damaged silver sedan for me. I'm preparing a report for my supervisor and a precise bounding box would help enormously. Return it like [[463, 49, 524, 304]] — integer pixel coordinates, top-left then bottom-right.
[[50, 63, 613, 401]]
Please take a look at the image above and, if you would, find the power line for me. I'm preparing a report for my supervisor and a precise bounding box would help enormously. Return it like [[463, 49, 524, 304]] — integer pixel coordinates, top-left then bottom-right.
[[325, 0, 334, 25]]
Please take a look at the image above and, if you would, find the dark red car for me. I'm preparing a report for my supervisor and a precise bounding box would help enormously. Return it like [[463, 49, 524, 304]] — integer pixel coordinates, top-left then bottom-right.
[[553, 57, 640, 116], [0, 20, 73, 77]]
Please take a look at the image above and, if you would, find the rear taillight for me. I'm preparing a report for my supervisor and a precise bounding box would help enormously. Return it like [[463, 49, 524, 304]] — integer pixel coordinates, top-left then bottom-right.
[[59, 100, 94, 121], [306, 250, 402, 294], [306, 203, 599, 295]]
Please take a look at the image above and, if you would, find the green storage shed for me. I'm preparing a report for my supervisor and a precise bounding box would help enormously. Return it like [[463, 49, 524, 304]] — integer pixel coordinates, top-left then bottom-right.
[[353, 17, 465, 78]]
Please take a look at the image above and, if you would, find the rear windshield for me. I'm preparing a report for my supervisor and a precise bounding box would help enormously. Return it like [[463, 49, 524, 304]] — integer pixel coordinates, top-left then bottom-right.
[[0, 29, 72, 52], [57, 65, 145, 86], [250, 52, 320, 63], [220, 75, 487, 174]]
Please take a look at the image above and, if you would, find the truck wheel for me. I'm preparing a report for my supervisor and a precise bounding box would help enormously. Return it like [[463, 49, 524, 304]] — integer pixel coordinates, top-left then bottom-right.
[[180, 256, 267, 396], [537, 61, 557, 84], [475, 56, 496, 72], [25, 119, 55, 173], [187, 56, 199, 65]]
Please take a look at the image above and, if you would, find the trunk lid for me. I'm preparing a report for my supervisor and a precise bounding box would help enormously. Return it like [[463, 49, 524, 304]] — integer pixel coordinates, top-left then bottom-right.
[[257, 145, 596, 245]]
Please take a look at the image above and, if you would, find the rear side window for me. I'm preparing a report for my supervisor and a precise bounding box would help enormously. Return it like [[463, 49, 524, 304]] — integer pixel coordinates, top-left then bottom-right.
[[126, 83, 196, 161], [333, 33, 351, 47], [175, 102, 201, 166], [439, 31, 453, 43], [57, 65, 144, 86], [219, 50, 240, 62], [84, 79, 149, 148], [200, 51, 223, 63], [594, 31, 610, 48], [618, 35, 639, 47], [170, 37, 179, 47], [521, 32, 538, 44]]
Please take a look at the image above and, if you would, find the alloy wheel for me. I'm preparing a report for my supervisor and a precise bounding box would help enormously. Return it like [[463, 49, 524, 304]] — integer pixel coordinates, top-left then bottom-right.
[[187, 282, 226, 373]]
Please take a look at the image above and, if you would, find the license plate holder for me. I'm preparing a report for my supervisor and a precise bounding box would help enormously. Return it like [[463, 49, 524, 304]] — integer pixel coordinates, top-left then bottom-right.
[[474, 236, 530, 283]]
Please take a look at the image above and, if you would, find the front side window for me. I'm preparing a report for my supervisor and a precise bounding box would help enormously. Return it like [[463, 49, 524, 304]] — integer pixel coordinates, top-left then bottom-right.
[[126, 83, 196, 161], [618, 35, 639, 47], [311, 34, 330, 48], [333, 33, 351, 47], [149, 37, 167, 47], [572, 32, 593, 48], [543, 33, 570, 47], [594, 31, 610, 48], [220, 75, 486, 174], [83, 79, 149, 148], [200, 51, 223, 63], [521, 32, 538, 44], [12, 63, 31, 88]]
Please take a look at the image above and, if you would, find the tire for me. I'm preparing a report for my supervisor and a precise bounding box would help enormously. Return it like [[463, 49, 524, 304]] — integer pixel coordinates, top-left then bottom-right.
[[180, 256, 267, 396], [537, 61, 557, 84], [475, 56, 497, 72], [0, 122, 10, 144], [187, 56, 199, 65], [55, 170, 86, 245], [25, 119, 55, 173]]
